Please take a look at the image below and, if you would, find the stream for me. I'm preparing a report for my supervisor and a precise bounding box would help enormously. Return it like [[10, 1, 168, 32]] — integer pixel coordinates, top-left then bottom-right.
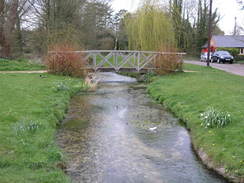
[[57, 72, 227, 183]]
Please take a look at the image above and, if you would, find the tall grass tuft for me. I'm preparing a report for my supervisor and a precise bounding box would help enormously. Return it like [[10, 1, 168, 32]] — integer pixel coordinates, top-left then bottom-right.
[[46, 43, 87, 77], [154, 46, 183, 75]]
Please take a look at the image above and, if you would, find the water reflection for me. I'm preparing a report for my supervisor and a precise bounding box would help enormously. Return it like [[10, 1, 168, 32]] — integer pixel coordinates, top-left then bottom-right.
[[57, 72, 227, 183]]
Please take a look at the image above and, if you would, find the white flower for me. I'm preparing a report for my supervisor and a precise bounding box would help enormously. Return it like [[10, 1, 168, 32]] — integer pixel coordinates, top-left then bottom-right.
[[200, 113, 204, 117]]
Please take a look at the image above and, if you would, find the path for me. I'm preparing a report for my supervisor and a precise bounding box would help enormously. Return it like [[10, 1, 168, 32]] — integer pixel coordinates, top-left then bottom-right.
[[185, 60, 244, 76], [0, 70, 47, 74]]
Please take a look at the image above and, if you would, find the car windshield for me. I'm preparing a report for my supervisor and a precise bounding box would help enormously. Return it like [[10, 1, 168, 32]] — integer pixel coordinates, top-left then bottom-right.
[[218, 51, 231, 56]]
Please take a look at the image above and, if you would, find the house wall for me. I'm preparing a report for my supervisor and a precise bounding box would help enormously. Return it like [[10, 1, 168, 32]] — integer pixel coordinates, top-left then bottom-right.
[[239, 48, 244, 55]]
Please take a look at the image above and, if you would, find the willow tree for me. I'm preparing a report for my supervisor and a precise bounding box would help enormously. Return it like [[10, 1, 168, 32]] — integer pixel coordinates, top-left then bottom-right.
[[126, 0, 175, 51]]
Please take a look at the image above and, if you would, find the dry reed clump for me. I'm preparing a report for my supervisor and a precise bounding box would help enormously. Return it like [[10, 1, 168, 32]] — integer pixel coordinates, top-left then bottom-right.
[[85, 73, 99, 91], [46, 44, 88, 77], [154, 47, 183, 75]]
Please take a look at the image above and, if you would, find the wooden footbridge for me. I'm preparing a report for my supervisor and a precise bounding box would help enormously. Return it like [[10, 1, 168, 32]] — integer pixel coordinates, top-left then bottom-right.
[[49, 50, 185, 72]]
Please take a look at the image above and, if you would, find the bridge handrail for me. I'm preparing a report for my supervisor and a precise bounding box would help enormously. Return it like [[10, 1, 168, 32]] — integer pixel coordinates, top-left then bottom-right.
[[47, 50, 186, 72], [48, 50, 186, 55]]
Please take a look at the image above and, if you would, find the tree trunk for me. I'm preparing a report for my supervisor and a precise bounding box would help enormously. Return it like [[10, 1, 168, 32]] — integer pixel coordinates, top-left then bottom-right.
[[16, 16, 23, 57], [0, 0, 5, 57], [0, 0, 19, 58]]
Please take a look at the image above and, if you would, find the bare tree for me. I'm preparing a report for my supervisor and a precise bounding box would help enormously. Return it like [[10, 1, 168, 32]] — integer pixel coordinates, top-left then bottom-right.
[[0, 0, 19, 58]]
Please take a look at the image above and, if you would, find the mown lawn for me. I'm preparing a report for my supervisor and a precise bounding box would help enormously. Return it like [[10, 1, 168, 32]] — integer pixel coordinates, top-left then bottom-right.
[[0, 58, 46, 71], [148, 64, 244, 178], [0, 73, 85, 183]]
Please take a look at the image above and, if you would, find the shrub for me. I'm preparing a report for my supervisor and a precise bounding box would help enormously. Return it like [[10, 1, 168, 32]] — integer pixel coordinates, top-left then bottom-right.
[[154, 46, 183, 75], [46, 43, 87, 77], [200, 107, 232, 128]]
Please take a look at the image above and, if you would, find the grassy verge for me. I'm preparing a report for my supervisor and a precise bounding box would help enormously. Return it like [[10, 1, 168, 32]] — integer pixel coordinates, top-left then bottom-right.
[[147, 64, 244, 179], [0, 58, 46, 71], [0, 73, 86, 182]]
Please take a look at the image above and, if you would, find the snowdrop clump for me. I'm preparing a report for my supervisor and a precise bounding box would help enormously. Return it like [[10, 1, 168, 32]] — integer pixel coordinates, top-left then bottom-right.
[[200, 107, 232, 128]]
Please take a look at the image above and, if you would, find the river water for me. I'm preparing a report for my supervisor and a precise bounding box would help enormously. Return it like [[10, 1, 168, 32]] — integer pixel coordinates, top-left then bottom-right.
[[57, 72, 227, 183]]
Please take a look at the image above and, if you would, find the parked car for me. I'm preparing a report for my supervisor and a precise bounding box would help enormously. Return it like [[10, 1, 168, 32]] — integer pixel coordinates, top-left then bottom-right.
[[211, 51, 234, 64], [200, 52, 212, 62]]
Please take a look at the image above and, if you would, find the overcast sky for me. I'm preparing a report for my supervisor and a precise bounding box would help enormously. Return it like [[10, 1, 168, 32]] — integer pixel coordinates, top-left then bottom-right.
[[111, 0, 244, 35]]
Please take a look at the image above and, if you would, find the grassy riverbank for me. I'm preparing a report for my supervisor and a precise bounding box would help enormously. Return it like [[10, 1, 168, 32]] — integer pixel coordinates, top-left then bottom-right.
[[148, 64, 244, 179], [0, 58, 45, 71], [0, 73, 85, 182]]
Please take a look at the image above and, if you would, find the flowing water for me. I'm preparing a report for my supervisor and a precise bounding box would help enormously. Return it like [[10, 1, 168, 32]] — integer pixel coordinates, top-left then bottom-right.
[[57, 72, 227, 183]]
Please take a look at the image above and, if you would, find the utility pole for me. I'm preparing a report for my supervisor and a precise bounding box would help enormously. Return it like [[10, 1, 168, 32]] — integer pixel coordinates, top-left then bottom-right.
[[234, 17, 237, 35], [207, 0, 213, 67]]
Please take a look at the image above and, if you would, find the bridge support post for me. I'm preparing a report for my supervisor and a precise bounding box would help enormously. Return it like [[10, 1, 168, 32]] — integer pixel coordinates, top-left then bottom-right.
[[114, 52, 119, 72], [137, 52, 140, 72], [93, 54, 97, 71]]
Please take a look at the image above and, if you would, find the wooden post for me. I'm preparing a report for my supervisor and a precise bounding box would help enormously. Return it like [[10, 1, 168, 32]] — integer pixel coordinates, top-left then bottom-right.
[[93, 53, 97, 71], [115, 51, 118, 71], [137, 52, 140, 72], [207, 0, 213, 67]]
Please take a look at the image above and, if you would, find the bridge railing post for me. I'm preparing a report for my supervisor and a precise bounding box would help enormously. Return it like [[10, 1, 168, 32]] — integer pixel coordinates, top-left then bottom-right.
[[114, 51, 119, 72], [93, 53, 97, 71], [137, 52, 140, 72]]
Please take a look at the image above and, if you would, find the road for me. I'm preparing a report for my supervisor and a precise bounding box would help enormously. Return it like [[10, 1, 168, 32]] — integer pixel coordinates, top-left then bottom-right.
[[184, 60, 244, 76]]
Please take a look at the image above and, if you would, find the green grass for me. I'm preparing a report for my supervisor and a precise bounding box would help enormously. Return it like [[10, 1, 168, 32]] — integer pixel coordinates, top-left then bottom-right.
[[148, 64, 244, 178], [0, 58, 46, 71], [0, 73, 86, 182]]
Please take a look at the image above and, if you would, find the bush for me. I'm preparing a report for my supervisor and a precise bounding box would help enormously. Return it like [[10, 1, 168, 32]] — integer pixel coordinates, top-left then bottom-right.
[[200, 107, 232, 128], [154, 47, 183, 75], [46, 43, 87, 77]]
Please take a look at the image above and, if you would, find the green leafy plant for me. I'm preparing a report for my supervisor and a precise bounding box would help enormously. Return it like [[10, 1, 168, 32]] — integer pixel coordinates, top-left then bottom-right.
[[14, 120, 43, 136], [54, 81, 70, 92], [200, 107, 232, 128], [143, 72, 157, 83]]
